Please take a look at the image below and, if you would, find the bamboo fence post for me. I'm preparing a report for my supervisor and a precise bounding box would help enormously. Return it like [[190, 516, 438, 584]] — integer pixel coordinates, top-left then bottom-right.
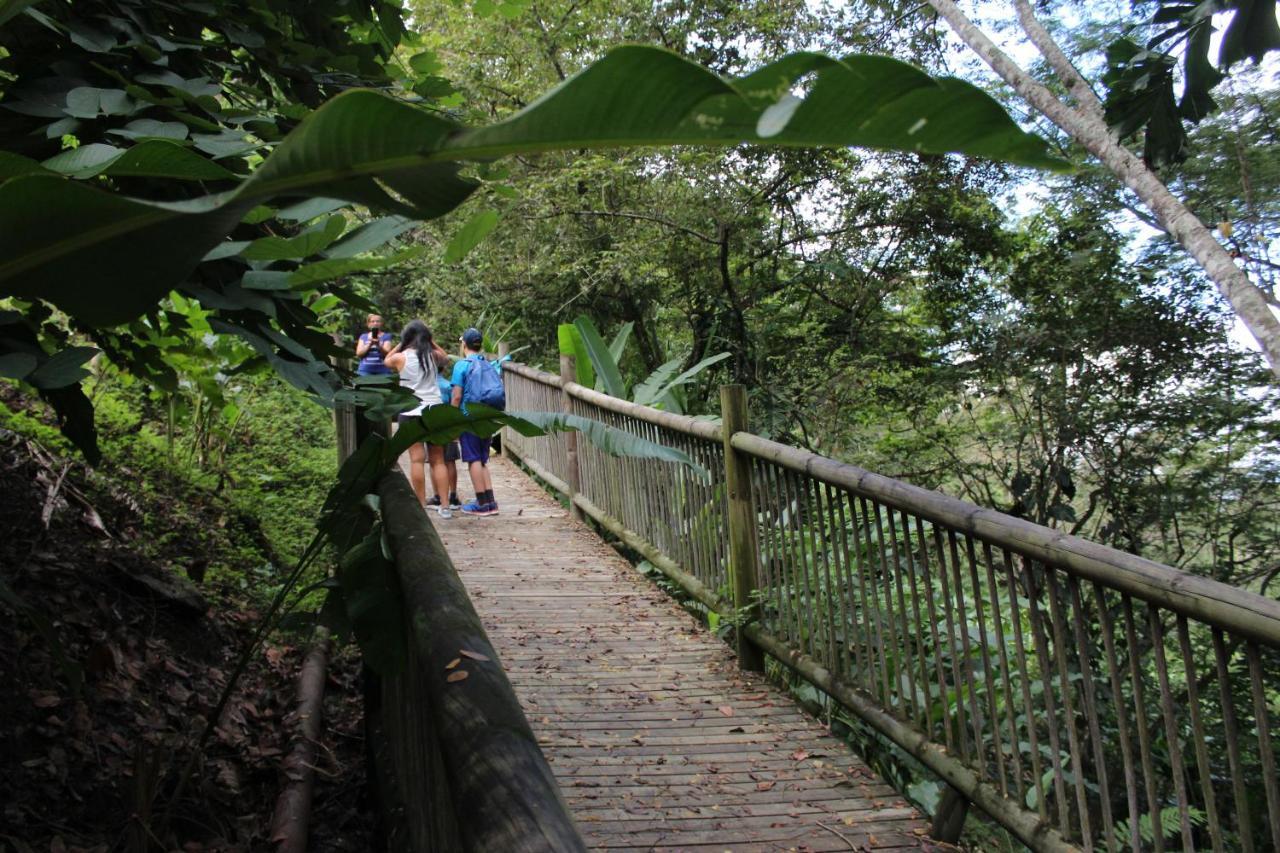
[[495, 342, 510, 454], [560, 354, 583, 521], [721, 384, 765, 672], [333, 343, 358, 462]]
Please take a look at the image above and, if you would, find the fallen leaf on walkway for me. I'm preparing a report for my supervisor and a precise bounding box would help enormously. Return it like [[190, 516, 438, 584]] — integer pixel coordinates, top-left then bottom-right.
[[790, 749, 809, 761], [459, 649, 490, 662], [756, 780, 775, 791], [445, 658, 461, 670], [717, 705, 733, 717], [446, 670, 469, 683]]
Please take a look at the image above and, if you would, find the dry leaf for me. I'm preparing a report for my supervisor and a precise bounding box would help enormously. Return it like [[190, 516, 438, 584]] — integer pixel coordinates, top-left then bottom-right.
[[446, 670, 469, 683], [445, 658, 461, 670], [459, 649, 490, 662], [755, 780, 775, 791], [717, 705, 734, 717], [790, 749, 809, 761]]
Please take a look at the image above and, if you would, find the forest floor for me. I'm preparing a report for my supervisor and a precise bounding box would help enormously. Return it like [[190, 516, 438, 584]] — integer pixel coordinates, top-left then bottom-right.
[[0, 415, 375, 851]]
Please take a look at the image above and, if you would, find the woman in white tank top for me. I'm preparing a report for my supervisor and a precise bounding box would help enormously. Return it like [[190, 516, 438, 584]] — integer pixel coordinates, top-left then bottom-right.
[[384, 320, 452, 514]]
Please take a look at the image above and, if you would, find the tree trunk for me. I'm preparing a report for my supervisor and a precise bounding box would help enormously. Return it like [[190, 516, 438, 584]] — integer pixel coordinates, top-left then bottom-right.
[[925, 0, 1280, 380]]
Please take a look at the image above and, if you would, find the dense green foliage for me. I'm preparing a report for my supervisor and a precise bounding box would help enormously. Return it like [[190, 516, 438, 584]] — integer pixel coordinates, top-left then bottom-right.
[[1, 0, 1277, 848], [1, 370, 335, 586]]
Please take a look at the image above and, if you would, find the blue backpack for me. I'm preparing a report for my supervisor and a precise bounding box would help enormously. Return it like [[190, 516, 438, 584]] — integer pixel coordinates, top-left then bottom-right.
[[463, 356, 506, 410]]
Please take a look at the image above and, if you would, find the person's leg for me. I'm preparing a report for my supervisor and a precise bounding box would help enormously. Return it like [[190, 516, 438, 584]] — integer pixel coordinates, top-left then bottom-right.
[[406, 441, 427, 506], [445, 440, 460, 506], [460, 434, 497, 514], [428, 444, 451, 515], [468, 460, 493, 495]]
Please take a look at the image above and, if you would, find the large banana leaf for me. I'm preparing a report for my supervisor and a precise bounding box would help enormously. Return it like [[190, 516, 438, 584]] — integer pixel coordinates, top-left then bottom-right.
[[574, 315, 628, 399], [607, 321, 634, 365], [557, 323, 596, 387], [638, 351, 733, 408], [632, 356, 685, 411], [0, 45, 1064, 328], [382, 404, 703, 477]]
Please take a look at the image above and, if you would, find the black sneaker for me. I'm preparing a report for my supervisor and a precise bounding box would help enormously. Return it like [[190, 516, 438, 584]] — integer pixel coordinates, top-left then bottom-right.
[[448, 493, 462, 510], [426, 495, 441, 507]]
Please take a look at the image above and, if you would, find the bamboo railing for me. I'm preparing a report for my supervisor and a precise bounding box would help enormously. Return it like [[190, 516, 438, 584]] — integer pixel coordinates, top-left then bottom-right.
[[501, 360, 1280, 853]]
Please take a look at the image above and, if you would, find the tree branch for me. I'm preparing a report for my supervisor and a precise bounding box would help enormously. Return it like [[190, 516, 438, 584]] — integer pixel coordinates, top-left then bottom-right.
[[1012, 0, 1107, 122], [925, 0, 1280, 380]]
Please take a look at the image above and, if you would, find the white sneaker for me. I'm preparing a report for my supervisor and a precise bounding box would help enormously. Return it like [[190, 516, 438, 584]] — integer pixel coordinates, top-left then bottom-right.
[[437, 506, 453, 519]]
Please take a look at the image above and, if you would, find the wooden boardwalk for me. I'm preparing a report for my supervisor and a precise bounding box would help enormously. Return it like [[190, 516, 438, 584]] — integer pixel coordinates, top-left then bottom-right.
[[430, 454, 930, 851]]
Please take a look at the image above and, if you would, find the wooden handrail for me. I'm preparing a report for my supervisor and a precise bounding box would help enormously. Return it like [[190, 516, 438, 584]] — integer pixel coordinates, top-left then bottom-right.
[[502, 361, 723, 441], [730, 431, 1280, 648], [369, 468, 585, 852]]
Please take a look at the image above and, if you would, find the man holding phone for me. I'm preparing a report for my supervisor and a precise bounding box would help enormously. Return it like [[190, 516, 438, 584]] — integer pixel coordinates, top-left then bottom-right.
[[355, 313, 394, 376]]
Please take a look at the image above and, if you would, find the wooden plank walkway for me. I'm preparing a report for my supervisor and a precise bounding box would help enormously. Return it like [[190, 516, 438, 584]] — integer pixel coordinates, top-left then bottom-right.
[[429, 454, 931, 851]]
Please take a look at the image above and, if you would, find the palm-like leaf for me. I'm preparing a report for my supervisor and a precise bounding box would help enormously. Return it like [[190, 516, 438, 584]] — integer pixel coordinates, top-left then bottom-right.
[[0, 45, 1063, 327]]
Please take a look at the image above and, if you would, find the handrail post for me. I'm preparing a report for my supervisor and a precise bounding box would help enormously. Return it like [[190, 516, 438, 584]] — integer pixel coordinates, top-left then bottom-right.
[[495, 342, 510, 455], [560, 353, 583, 521], [721, 384, 765, 672]]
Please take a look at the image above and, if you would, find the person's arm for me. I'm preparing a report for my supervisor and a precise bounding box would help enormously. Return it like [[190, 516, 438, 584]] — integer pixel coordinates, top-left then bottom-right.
[[378, 333, 395, 354], [450, 360, 466, 407], [384, 350, 405, 371], [355, 333, 371, 357]]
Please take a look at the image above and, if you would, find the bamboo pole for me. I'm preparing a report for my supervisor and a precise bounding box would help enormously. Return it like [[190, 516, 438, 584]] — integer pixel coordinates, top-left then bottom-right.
[[721, 385, 764, 672], [559, 354, 583, 522]]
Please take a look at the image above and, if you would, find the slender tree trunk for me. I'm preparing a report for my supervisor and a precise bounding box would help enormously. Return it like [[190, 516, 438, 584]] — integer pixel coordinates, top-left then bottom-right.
[[925, 0, 1280, 380]]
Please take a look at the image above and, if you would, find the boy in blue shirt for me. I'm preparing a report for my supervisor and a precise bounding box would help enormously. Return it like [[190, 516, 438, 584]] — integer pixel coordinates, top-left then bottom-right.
[[450, 327, 499, 516]]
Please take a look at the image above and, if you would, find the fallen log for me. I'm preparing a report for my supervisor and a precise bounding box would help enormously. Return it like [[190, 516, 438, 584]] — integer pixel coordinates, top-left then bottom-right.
[[270, 625, 331, 853]]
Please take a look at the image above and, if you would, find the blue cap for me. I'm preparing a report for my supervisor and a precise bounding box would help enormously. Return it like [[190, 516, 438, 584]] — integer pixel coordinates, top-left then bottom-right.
[[461, 327, 483, 347]]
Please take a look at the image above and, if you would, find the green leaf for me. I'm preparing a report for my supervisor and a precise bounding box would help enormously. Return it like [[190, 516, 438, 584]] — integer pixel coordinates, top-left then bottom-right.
[[336, 527, 406, 674], [289, 246, 427, 287], [444, 209, 499, 263], [26, 345, 98, 389], [639, 351, 731, 409], [512, 410, 709, 481], [0, 151, 53, 180], [408, 50, 443, 76], [607, 321, 634, 365], [41, 140, 235, 180], [0, 351, 38, 379], [633, 356, 686, 408], [240, 215, 347, 260], [0, 1, 44, 28], [106, 119, 190, 142], [557, 323, 595, 387], [276, 197, 349, 222], [388, 404, 706, 479], [574, 315, 628, 398], [1219, 0, 1280, 69], [324, 216, 415, 259], [0, 46, 1061, 328]]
